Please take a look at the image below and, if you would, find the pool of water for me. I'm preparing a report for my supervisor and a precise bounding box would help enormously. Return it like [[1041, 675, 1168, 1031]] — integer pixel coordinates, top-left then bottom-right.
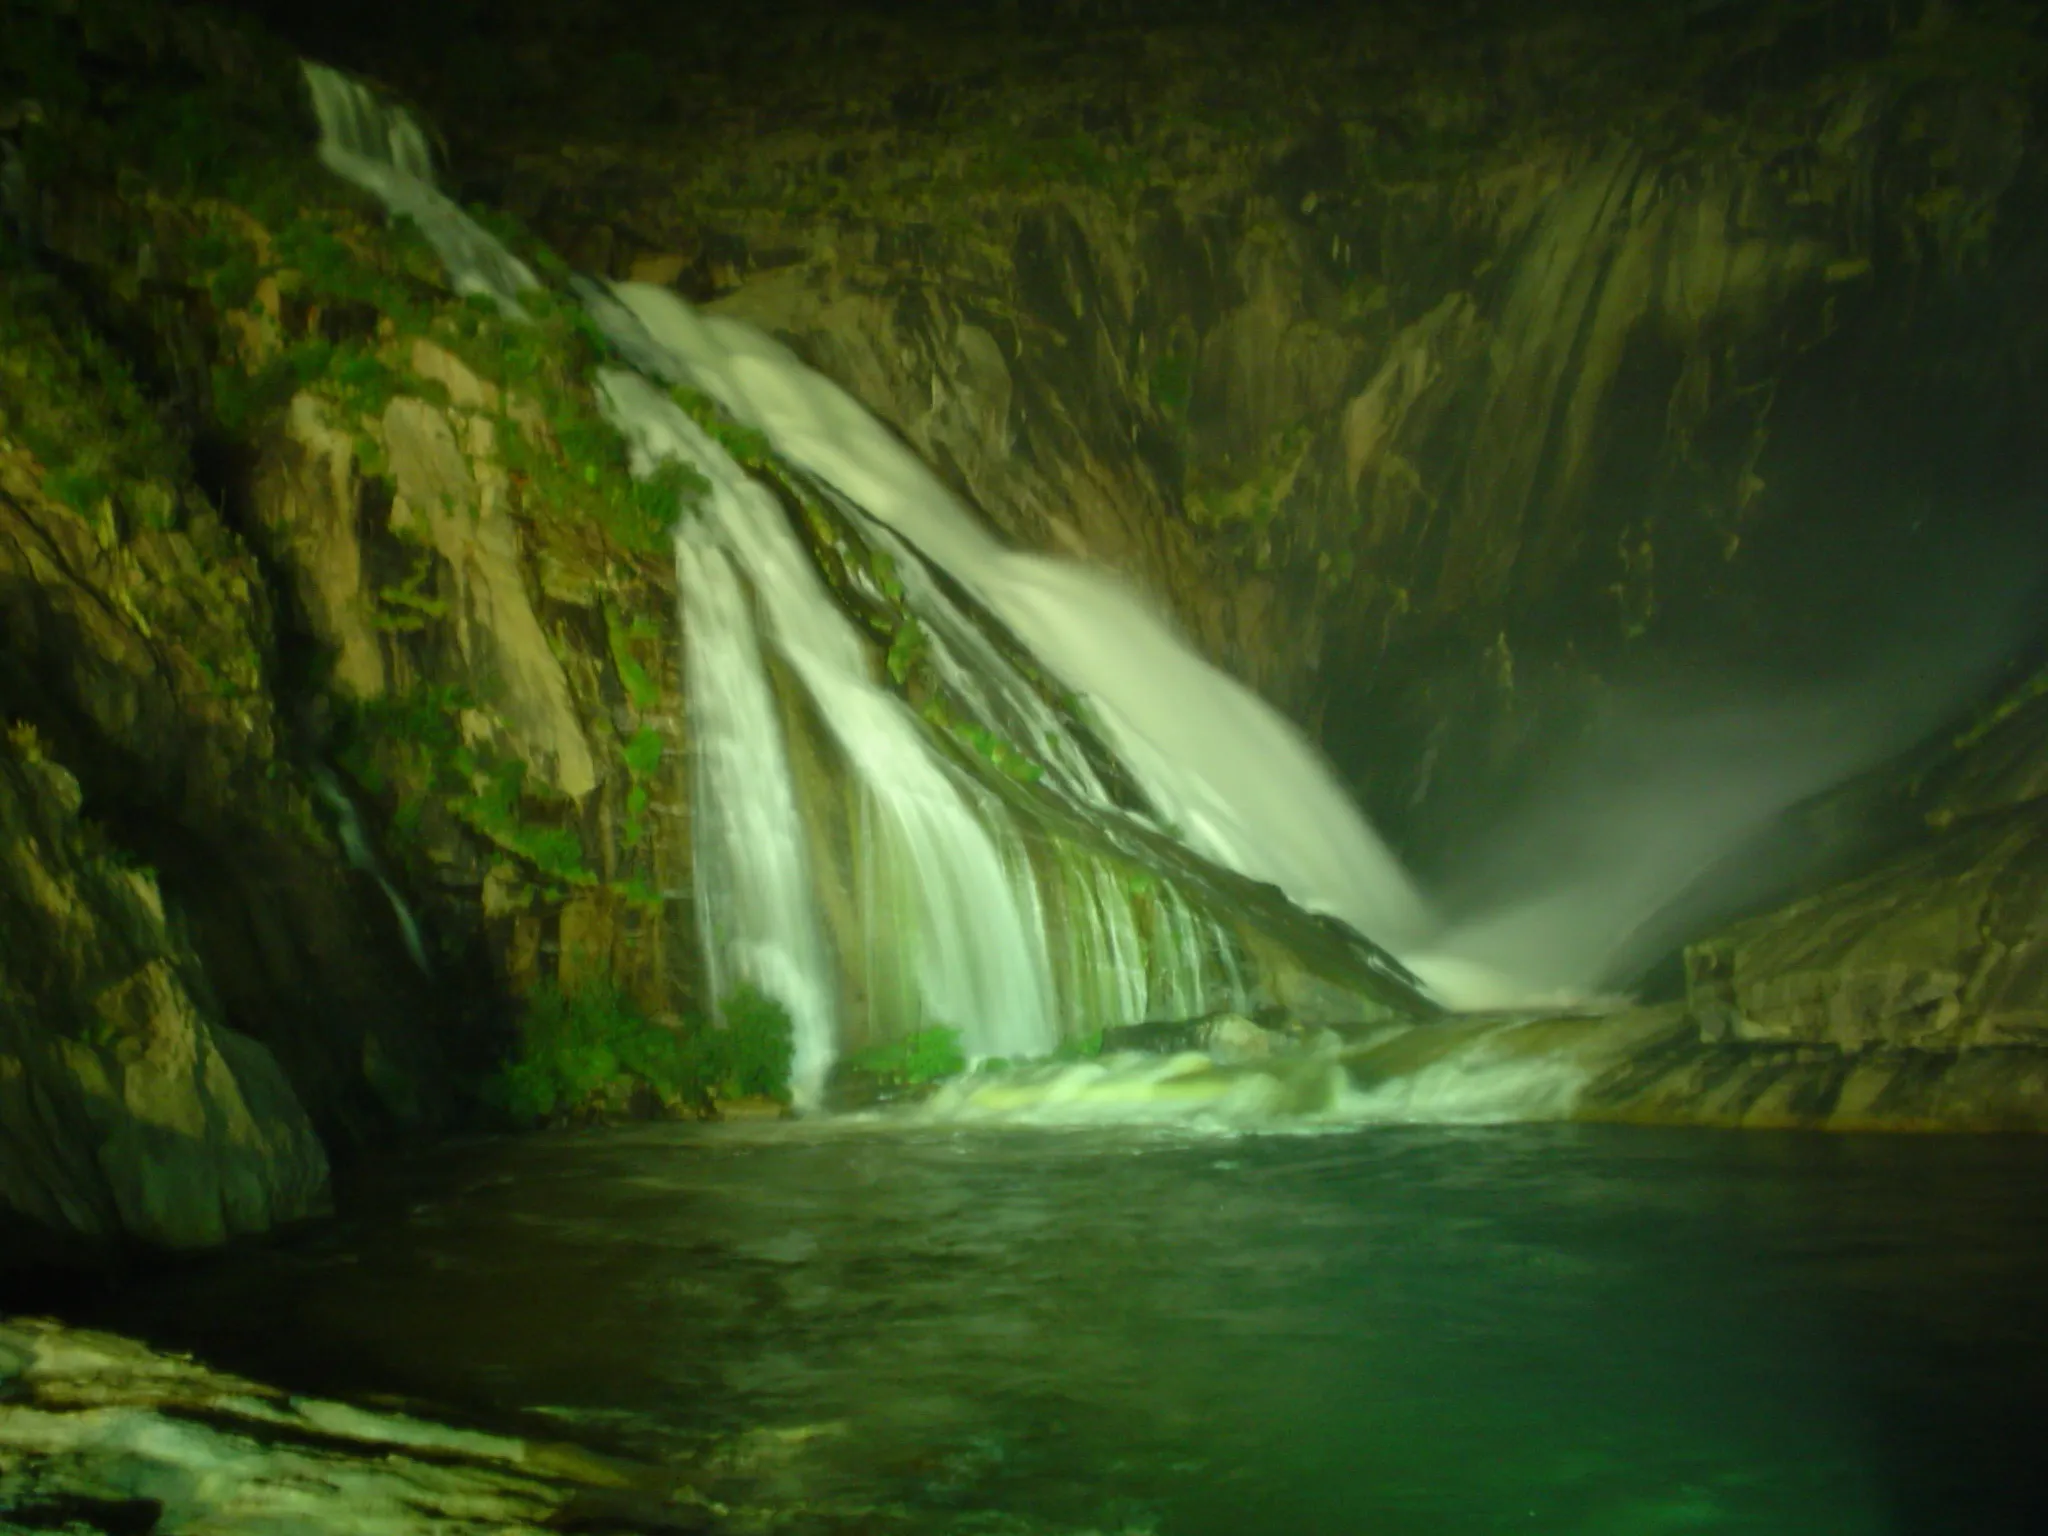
[[72, 1122, 2048, 1535]]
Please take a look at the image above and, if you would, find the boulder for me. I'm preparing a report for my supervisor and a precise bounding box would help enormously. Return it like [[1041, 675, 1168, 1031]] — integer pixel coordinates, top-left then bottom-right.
[[0, 729, 328, 1249]]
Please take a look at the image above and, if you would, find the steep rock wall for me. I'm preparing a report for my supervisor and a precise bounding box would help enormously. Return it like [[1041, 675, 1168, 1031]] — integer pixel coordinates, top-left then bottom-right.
[[1, 2, 704, 1245], [0, 726, 328, 1250], [436, 1, 2047, 878]]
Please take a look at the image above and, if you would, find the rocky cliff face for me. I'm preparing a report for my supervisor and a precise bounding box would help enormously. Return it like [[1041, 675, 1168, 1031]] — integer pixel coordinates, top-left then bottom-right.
[[400, 0, 2048, 869], [1683, 670, 2048, 1056], [2, 2, 706, 1249]]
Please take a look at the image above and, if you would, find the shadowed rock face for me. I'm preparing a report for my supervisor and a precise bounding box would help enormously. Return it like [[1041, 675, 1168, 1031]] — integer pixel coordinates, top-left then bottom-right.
[[1677, 679, 2048, 1057], [0, 229, 450, 1188], [0, 731, 328, 1248], [0, 5, 701, 1246]]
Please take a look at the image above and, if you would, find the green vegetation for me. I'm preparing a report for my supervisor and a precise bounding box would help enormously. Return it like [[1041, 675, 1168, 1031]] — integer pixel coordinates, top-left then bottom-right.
[[1053, 1029, 1108, 1061], [452, 754, 592, 886], [670, 385, 773, 467], [886, 618, 930, 685], [0, 275, 188, 536], [1186, 423, 1316, 543], [836, 1025, 968, 1089], [916, 699, 1046, 786], [622, 727, 664, 778], [605, 605, 665, 711], [619, 725, 664, 848], [459, 290, 709, 554], [485, 978, 796, 1124], [868, 548, 906, 605], [372, 560, 446, 632], [334, 685, 595, 891]]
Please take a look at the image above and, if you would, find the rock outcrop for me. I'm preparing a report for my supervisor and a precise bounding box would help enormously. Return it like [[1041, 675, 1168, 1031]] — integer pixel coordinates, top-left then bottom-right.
[[2, 3, 700, 1247], [1675, 673, 2048, 1058], [0, 728, 328, 1249], [0, 1316, 696, 1533]]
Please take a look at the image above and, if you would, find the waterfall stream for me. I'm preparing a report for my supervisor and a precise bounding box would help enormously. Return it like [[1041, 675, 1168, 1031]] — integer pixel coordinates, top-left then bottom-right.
[[301, 64, 1442, 1099]]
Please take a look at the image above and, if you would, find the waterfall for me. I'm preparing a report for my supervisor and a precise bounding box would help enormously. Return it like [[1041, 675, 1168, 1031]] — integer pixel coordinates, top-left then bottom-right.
[[301, 66, 540, 314], [601, 370, 1059, 1068], [299, 63, 1435, 1103], [310, 765, 430, 975], [672, 530, 838, 1102], [599, 284, 1435, 950]]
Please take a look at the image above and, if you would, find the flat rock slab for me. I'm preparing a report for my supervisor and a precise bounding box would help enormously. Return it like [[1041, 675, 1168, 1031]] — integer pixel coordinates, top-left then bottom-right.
[[0, 1318, 710, 1535]]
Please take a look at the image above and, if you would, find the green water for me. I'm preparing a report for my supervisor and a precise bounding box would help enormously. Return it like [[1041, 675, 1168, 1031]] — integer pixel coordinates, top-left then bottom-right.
[[89, 1123, 2048, 1534]]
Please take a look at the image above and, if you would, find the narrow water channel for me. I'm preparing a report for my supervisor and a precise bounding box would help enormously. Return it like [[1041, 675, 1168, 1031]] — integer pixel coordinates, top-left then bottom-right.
[[78, 1123, 2048, 1535]]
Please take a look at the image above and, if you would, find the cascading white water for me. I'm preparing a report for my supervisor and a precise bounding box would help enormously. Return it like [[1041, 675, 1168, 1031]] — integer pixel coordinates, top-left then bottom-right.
[[311, 765, 431, 975], [673, 529, 838, 1101], [301, 66, 541, 314], [600, 372, 1059, 1065], [600, 284, 1437, 952], [298, 64, 1426, 1107], [856, 516, 1110, 806]]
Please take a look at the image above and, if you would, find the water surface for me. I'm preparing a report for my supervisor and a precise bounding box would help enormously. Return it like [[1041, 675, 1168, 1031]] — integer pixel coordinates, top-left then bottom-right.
[[88, 1123, 2048, 1535]]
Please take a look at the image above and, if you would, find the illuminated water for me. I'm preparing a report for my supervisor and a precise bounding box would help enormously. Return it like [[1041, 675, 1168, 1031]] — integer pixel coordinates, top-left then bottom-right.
[[91, 1124, 2048, 1535]]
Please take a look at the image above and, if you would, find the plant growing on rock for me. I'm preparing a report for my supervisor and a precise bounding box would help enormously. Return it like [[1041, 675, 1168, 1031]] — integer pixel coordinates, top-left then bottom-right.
[[486, 978, 795, 1124], [834, 1025, 968, 1092]]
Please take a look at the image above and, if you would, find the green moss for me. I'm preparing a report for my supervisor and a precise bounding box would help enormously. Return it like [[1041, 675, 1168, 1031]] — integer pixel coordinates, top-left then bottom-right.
[[478, 299, 707, 553], [670, 384, 773, 466], [372, 559, 446, 632], [450, 752, 593, 886], [618, 724, 664, 848], [336, 684, 595, 886], [918, 698, 1045, 786], [622, 726, 664, 779], [868, 547, 906, 605], [886, 618, 930, 686]]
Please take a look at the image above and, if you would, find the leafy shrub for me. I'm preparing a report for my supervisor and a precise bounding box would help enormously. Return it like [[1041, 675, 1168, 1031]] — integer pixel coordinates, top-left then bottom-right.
[[715, 983, 798, 1101], [836, 1025, 967, 1090], [486, 978, 795, 1124]]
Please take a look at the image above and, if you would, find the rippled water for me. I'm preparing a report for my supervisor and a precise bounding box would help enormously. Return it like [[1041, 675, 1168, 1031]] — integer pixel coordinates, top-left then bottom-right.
[[83, 1123, 2048, 1535]]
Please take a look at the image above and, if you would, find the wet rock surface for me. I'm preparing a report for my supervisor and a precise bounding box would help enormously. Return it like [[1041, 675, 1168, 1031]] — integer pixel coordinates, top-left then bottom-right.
[[0, 1316, 712, 1535]]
